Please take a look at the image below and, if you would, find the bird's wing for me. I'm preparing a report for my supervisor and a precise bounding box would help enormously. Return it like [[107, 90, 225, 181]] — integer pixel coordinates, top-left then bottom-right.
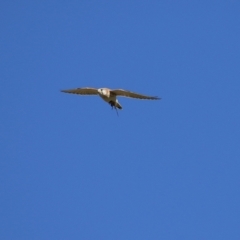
[[61, 87, 98, 95], [110, 89, 160, 100]]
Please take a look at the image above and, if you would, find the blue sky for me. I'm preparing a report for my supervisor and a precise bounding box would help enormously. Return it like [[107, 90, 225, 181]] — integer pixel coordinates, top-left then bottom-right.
[[1, 1, 240, 239]]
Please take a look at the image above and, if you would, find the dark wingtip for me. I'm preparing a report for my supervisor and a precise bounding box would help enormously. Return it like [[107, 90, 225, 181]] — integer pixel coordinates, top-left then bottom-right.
[[152, 96, 161, 100]]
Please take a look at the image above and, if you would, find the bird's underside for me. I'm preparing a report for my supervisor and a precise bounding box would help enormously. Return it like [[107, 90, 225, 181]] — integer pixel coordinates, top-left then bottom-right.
[[61, 87, 161, 113]]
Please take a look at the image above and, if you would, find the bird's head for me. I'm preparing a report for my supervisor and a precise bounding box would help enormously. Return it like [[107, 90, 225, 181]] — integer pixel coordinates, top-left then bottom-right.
[[98, 88, 107, 96]]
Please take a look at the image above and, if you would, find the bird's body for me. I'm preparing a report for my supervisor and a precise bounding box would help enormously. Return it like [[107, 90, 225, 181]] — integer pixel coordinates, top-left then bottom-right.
[[61, 87, 160, 111], [97, 88, 122, 109]]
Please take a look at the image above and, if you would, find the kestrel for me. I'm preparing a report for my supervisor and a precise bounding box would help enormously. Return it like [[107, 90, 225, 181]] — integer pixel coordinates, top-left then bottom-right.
[[61, 87, 160, 113]]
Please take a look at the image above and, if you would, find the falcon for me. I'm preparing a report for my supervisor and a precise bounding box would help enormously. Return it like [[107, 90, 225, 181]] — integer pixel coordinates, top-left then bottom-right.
[[61, 87, 160, 113]]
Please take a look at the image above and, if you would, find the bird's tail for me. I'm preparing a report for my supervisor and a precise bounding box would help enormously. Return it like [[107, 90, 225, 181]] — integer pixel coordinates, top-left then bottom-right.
[[115, 101, 122, 109]]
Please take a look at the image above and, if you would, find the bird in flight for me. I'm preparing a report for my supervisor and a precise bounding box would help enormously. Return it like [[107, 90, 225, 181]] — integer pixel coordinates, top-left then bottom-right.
[[61, 87, 160, 114]]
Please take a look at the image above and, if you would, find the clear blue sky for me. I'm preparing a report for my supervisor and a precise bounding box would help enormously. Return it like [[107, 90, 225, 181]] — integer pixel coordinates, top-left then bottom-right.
[[1, 1, 240, 239]]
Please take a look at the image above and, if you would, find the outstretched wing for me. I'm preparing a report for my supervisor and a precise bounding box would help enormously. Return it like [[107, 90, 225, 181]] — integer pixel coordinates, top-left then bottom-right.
[[61, 87, 98, 95], [111, 89, 160, 100]]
